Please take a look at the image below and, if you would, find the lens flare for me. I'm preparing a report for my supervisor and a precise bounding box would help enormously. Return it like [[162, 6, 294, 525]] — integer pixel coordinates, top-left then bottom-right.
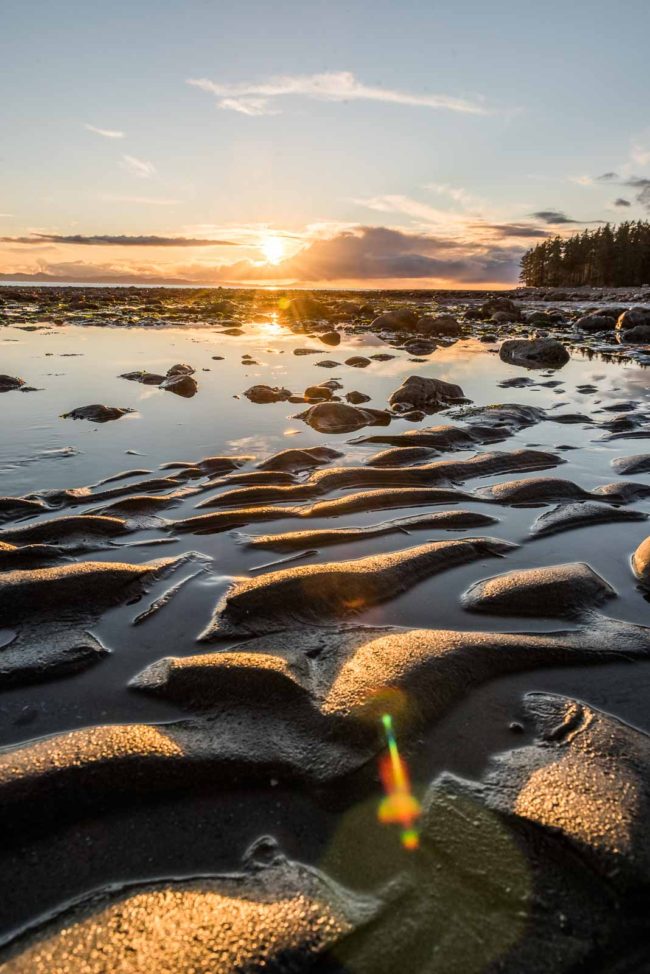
[[377, 713, 421, 850]]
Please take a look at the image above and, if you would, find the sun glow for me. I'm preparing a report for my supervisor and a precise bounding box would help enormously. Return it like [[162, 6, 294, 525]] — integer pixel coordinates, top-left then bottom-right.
[[261, 235, 285, 265]]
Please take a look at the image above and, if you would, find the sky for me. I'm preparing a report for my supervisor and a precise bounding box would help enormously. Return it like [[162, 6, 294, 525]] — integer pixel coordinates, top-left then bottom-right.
[[1, 0, 649, 289]]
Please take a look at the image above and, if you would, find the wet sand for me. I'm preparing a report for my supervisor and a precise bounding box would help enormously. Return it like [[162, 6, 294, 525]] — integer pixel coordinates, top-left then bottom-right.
[[1, 285, 650, 972]]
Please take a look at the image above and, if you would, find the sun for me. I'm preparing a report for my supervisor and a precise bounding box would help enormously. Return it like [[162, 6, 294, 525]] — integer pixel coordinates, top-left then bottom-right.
[[260, 235, 285, 265]]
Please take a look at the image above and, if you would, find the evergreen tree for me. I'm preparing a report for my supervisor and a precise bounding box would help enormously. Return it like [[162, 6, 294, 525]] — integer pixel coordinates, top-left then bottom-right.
[[519, 221, 650, 286]]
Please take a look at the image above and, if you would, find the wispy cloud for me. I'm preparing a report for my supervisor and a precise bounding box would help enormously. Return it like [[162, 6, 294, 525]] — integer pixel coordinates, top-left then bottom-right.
[[531, 209, 581, 225], [85, 123, 125, 139], [119, 155, 156, 179], [423, 182, 483, 209], [188, 70, 488, 116], [614, 198, 632, 207], [97, 194, 179, 206], [622, 176, 650, 211], [0, 233, 236, 247]]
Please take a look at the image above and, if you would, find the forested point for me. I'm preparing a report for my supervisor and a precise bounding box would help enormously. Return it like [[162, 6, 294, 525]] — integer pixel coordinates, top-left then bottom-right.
[[520, 221, 650, 287]]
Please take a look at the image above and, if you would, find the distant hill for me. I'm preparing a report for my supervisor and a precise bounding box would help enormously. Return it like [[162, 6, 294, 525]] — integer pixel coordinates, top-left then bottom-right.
[[520, 221, 650, 287]]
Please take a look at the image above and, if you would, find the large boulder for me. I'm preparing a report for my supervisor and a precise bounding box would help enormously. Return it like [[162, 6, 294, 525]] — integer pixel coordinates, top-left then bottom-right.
[[296, 401, 391, 433], [389, 375, 466, 412], [575, 313, 616, 333], [616, 307, 650, 331], [370, 309, 419, 332], [618, 324, 650, 343], [416, 314, 461, 337], [499, 338, 569, 369]]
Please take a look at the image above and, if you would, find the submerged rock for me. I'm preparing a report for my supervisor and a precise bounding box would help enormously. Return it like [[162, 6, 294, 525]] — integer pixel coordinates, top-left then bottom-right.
[[296, 401, 391, 433], [0, 375, 26, 392], [388, 375, 466, 412], [416, 314, 461, 336], [499, 338, 570, 369], [243, 384, 292, 404], [200, 536, 515, 639], [461, 562, 616, 618], [60, 404, 135, 423]]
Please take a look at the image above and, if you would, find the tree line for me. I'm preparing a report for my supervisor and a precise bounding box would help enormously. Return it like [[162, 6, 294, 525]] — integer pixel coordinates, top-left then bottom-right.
[[519, 221, 650, 287]]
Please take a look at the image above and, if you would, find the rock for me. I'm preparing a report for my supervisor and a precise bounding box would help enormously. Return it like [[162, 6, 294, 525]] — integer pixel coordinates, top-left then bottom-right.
[[199, 537, 515, 639], [345, 391, 371, 404], [612, 454, 650, 476], [159, 373, 198, 397], [616, 307, 650, 331], [0, 375, 26, 392], [575, 313, 616, 332], [303, 383, 333, 401], [166, 363, 195, 376], [388, 375, 466, 412], [243, 385, 292, 404], [120, 370, 166, 385], [403, 338, 437, 356], [296, 401, 391, 434], [632, 536, 650, 589], [61, 405, 134, 423], [461, 562, 616, 618], [369, 309, 419, 332], [319, 330, 340, 346], [345, 356, 371, 368], [618, 324, 650, 343], [479, 296, 521, 320], [416, 314, 461, 336], [499, 338, 569, 369], [284, 294, 329, 320], [314, 359, 340, 368]]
